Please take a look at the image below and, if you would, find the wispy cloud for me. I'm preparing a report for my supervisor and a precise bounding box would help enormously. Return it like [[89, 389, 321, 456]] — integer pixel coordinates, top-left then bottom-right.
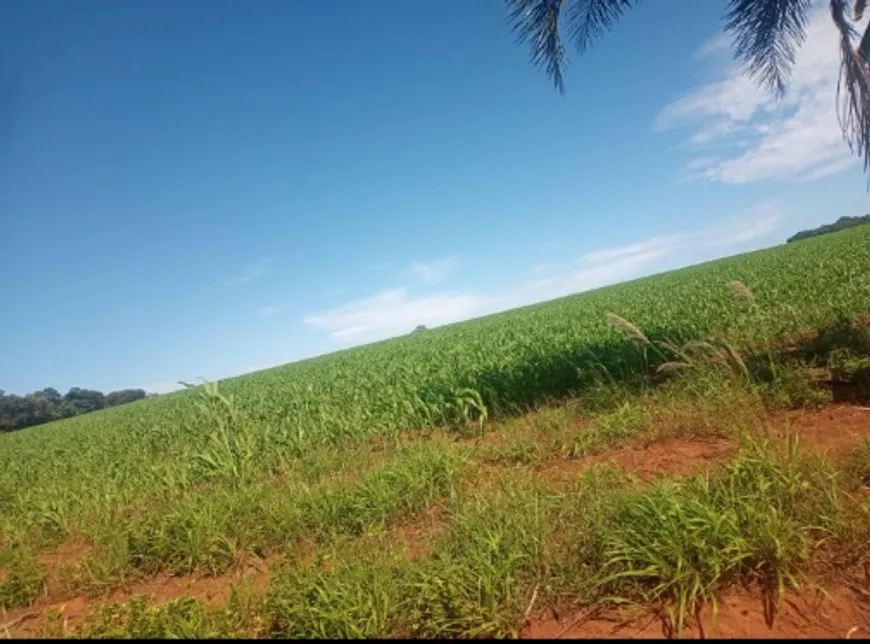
[[304, 289, 481, 341], [257, 305, 278, 318], [303, 205, 782, 344], [408, 257, 458, 284], [701, 204, 782, 247], [140, 381, 184, 395], [655, 3, 868, 184], [228, 258, 272, 286], [583, 234, 688, 264]]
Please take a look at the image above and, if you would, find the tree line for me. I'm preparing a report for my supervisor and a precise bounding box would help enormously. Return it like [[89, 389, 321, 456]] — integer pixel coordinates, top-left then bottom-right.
[[0, 387, 150, 433], [787, 215, 870, 243]]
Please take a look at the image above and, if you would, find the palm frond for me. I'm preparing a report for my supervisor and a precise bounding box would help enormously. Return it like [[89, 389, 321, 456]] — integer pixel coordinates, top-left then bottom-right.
[[723, 0, 813, 98], [507, 0, 569, 93], [567, 0, 639, 55], [506, 0, 640, 93], [830, 0, 870, 178], [859, 12, 870, 61]]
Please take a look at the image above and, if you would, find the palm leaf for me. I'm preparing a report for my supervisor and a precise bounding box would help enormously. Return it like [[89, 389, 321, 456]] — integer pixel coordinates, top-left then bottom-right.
[[507, 0, 569, 93], [831, 0, 870, 178], [723, 0, 812, 98], [568, 0, 639, 55], [506, 0, 640, 93]]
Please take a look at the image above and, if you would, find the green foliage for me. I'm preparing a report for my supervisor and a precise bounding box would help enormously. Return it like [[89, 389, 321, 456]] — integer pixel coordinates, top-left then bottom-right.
[[787, 214, 870, 243], [563, 400, 650, 458], [0, 386, 147, 433], [590, 435, 845, 636], [186, 379, 261, 487], [407, 484, 551, 638], [265, 553, 403, 639], [76, 595, 240, 639], [0, 548, 45, 610], [0, 225, 869, 588]]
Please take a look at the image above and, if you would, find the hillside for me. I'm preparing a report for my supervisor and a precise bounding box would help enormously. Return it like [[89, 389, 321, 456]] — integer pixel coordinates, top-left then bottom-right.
[[787, 214, 870, 243], [2, 225, 870, 638]]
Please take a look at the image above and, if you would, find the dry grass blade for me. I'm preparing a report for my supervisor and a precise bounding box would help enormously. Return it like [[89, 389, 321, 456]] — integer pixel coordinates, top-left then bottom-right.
[[606, 313, 650, 345], [523, 583, 539, 622], [655, 339, 692, 364], [730, 280, 757, 308], [554, 606, 601, 639], [720, 341, 750, 377], [0, 611, 37, 634], [656, 362, 692, 375]]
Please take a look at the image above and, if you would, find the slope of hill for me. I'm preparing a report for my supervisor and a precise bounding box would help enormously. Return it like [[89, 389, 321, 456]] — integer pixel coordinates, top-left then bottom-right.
[[2, 225, 870, 638], [787, 214, 870, 243]]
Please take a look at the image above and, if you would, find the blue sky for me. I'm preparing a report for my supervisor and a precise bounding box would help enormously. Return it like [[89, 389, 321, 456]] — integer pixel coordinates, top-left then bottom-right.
[[1, 0, 868, 395]]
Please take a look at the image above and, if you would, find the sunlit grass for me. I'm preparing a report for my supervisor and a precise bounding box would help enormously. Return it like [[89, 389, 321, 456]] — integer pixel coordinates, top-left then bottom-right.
[[3, 227, 870, 635]]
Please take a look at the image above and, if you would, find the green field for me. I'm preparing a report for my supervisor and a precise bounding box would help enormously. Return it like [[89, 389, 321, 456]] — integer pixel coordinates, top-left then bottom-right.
[[3, 225, 870, 638]]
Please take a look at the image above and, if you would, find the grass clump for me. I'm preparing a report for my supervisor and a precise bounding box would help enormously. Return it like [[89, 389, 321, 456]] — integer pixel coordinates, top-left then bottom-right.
[[563, 400, 650, 458], [0, 548, 45, 611], [587, 434, 845, 636], [264, 549, 404, 639], [68, 439, 469, 585], [67, 594, 253, 639], [297, 444, 467, 542], [407, 482, 551, 638]]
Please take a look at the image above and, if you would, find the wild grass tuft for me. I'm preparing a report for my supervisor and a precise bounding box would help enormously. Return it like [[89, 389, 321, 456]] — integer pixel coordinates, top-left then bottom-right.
[[0, 548, 45, 611], [587, 434, 845, 636]]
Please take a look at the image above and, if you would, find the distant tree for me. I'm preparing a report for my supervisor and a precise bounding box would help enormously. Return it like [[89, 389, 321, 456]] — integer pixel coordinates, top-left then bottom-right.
[[506, 0, 870, 182], [787, 214, 870, 242], [41, 387, 62, 406], [57, 388, 104, 419], [412, 325, 428, 333], [106, 388, 147, 407], [0, 384, 146, 433], [60, 387, 106, 417]]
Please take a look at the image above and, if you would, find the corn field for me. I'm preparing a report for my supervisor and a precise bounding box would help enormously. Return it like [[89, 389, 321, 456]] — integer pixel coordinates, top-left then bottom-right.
[[1, 225, 869, 548]]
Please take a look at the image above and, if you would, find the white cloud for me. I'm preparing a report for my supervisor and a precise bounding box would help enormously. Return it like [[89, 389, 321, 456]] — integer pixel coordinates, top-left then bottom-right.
[[701, 205, 783, 247], [408, 257, 458, 284], [530, 261, 553, 276], [692, 31, 731, 60], [238, 360, 287, 375], [304, 288, 481, 341], [303, 205, 782, 344], [257, 305, 279, 318], [656, 2, 868, 184], [583, 234, 688, 264], [228, 258, 272, 286], [140, 381, 184, 395]]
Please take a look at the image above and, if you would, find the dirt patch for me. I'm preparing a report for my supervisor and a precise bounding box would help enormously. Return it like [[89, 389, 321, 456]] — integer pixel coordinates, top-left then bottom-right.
[[395, 503, 450, 561], [536, 436, 736, 487], [772, 405, 870, 456], [524, 583, 870, 639], [535, 403, 870, 488], [3, 555, 276, 639], [607, 437, 735, 480], [38, 540, 91, 572]]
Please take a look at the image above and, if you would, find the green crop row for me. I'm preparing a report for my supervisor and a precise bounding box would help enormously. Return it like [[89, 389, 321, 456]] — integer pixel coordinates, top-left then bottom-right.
[[1, 226, 869, 549]]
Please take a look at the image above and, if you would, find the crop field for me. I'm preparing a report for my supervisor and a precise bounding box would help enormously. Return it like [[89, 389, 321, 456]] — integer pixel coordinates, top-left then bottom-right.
[[3, 225, 870, 638]]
